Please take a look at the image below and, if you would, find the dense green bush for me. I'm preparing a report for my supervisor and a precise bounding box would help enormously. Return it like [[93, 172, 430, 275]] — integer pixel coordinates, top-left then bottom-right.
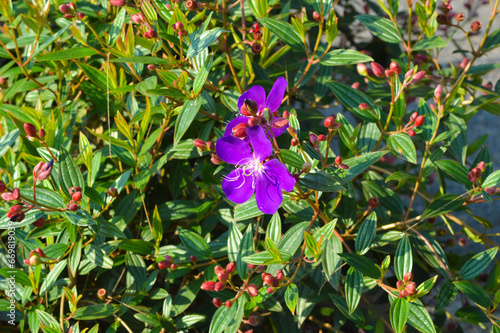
[[1, 0, 500, 332]]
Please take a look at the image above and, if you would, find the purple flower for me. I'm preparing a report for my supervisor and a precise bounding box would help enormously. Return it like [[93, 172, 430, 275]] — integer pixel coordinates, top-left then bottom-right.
[[216, 125, 295, 214], [226, 77, 289, 138]]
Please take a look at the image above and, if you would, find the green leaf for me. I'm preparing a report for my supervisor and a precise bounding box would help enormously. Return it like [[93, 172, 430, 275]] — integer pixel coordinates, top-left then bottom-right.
[[193, 54, 213, 95], [453, 281, 491, 309], [482, 170, 500, 188], [345, 267, 363, 314], [65, 210, 97, 226], [178, 228, 212, 260], [421, 193, 466, 219], [265, 236, 281, 260], [36, 47, 97, 61], [280, 149, 305, 169], [187, 28, 226, 58], [483, 27, 500, 52], [209, 298, 238, 333], [171, 278, 203, 316], [39, 260, 67, 295], [411, 232, 450, 279], [266, 213, 282, 245], [109, 56, 171, 65], [362, 181, 405, 214], [329, 293, 364, 323], [320, 49, 373, 66], [228, 223, 243, 264], [410, 275, 438, 300], [413, 36, 447, 50], [0, 129, 19, 160], [394, 234, 412, 281], [447, 114, 468, 165], [243, 250, 291, 265], [237, 225, 253, 279], [390, 298, 409, 333], [387, 133, 417, 164], [355, 15, 402, 44], [72, 304, 120, 320], [234, 196, 262, 221], [460, 248, 498, 280], [174, 96, 202, 145], [327, 81, 379, 122], [435, 279, 457, 312], [300, 171, 345, 192], [152, 205, 163, 245], [338, 253, 380, 279], [285, 283, 299, 315], [355, 212, 376, 255], [258, 17, 304, 51], [342, 151, 388, 182], [407, 299, 436, 333], [322, 236, 343, 290], [85, 245, 113, 269], [417, 98, 437, 142], [108, 8, 126, 46], [434, 160, 471, 185]]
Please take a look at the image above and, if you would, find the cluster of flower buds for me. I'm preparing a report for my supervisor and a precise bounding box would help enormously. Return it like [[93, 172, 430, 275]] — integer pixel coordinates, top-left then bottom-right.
[[172, 21, 187, 37], [467, 161, 485, 183], [323, 115, 341, 131], [144, 28, 158, 39], [23, 248, 48, 266], [68, 186, 82, 211], [24, 123, 46, 141], [59, 2, 86, 20], [260, 269, 285, 294], [396, 272, 417, 298], [202, 262, 237, 308], [33, 160, 54, 182], [131, 13, 145, 25], [1, 186, 20, 202], [405, 111, 425, 137], [193, 139, 215, 152], [158, 254, 179, 270]]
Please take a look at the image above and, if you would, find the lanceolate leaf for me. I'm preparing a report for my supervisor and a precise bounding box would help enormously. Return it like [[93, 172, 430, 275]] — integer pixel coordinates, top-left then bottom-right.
[[355, 212, 377, 255], [178, 228, 212, 260], [338, 253, 380, 279], [394, 234, 412, 281], [259, 17, 305, 51], [387, 133, 417, 164], [285, 283, 299, 315], [345, 267, 363, 314], [36, 47, 97, 61], [174, 96, 203, 145], [328, 81, 379, 122], [460, 248, 498, 280], [390, 298, 409, 333], [320, 49, 373, 66], [453, 281, 491, 309], [355, 15, 402, 43], [59, 147, 85, 198]]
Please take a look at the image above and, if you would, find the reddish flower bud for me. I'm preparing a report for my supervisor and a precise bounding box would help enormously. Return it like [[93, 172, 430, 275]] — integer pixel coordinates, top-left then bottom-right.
[[206, 141, 215, 151], [471, 167, 481, 178], [131, 14, 142, 24], [357, 63, 368, 76], [214, 265, 224, 275], [477, 161, 485, 172], [405, 281, 417, 295], [359, 103, 370, 111], [403, 272, 413, 283], [110, 0, 127, 7], [287, 127, 297, 137], [173, 22, 184, 31], [371, 62, 385, 78], [390, 62, 402, 75], [164, 255, 173, 263], [256, 265, 265, 273], [68, 203, 78, 211], [241, 99, 258, 116], [266, 287, 274, 294], [351, 82, 360, 90], [407, 129, 416, 137], [247, 284, 259, 297], [0, 181, 5, 193], [33, 217, 46, 228], [59, 4, 72, 14], [248, 263, 256, 270], [317, 134, 327, 142], [213, 298, 223, 307], [459, 58, 469, 70], [339, 164, 350, 170], [309, 134, 319, 147], [12, 188, 20, 200], [434, 85, 443, 100], [107, 187, 118, 197], [399, 290, 406, 298], [368, 197, 379, 208], [188, 255, 197, 264], [455, 13, 465, 22], [271, 117, 288, 129], [414, 115, 425, 127], [385, 69, 395, 77], [405, 69, 415, 81], [409, 111, 418, 123], [301, 162, 311, 174], [24, 123, 37, 139], [276, 270, 284, 281], [29, 253, 41, 266], [193, 139, 207, 150], [72, 191, 82, 202], [214, 281, 226, 292], [186, 0, 198, 11], [226, 262, 236, 274], [225, 300, 232, 308], [158, 260, 170, 270], [97, 288, 108, 300], [201, 281, 216, 291], [77, 12, 86, 20], [33, 160, 54, 182], [324, 116, 336, 128], [10, 211, 25, 222], [147, 64, 156, 71], [335, 156, 342, 165], [485, 187, 496, 195], [263, 274, 275, 286], [170, 263, 178, 270], [178, 29, 187, 37], [251, 43, 263, 55], [471, 21, 482, 32], [68, 186, 81, 194], [248, 314, 262, 326], [291, 138, 299, 146], [247, 117, 260, 127], [217, 269, 229, 283], [396, 280, 404, 290], [38, 128, 46, 139], [468, 172, 476, 183], [410, 71, 426, 84], [210, 153, 223, 165], [312, 11, 322, 22]]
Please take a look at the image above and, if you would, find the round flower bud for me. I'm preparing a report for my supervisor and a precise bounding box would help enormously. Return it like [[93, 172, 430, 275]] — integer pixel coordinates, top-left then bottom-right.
[[385, 69, 395, 77], [210, 153, 223, 165], [485, 187, 496, 195], [24, 123, 37, 139], [398, 290, 406, 298], [283, 111, 290, 119], [213, 298, 222, 307], [11, 188, 20, 200], [68, 203, 78, 211], [158, 260, 170, 270], [324, 116, 336, 128], [248, 117, 260, 127], [410, 71, 426, 84], [145, 28, 158, 39], [414, 115, 425, 127], [147, 64, 156, 71], [276, 270, 284, 281], [403, 272, 413, 283], [131, 14, 142, 24], [33, 217, 46, 228], [455, 13, 465, 22], [226, 262, 236, 274], [459, 58, 469, 69], [214, 265, 224, 275], [471, 21, 482, 32], [201, 281, 216, 291], [97, 288, 108, 300], [434, 85, 443, 100], [38, 129, 46, 139], [190, 255, 197, 263], [405, 281, 417, 295], [301, 162, 311, 174], [396, 280, 404, 290], [29, 253, 41, 266], [214, 281, 226, 292], [471, 167, 481, 178], [312, 11, 322, 22], [468, 172, 476, 183], [266, 287, 274, 294], [170, 263, 178, 270], [390, 62, 402, 75], [251, 43, 263, 55], [291, 138, 299, 146], [263, 274, 275, 286], [225, 300, 232, 308], [186, 0, 198, 11], [309, 134, 319, 147], [371, 62, 385, 78], [206, 141, 215, 151], [368, 197, 379, 208], [110, 0, 127, 7], [59, 4, 72, 14], [335, 156, 342, 165], [217, 270, 229, 283], [193, 139, 207, 150], [359, 103, 370, 111], [317, 134, 327, 142], [68, 186, 82, 194], [107, 187, 118, 197], [77, 12, 86, 20], [351, 82, 360, 90], [357, 63, 368, 77], [407, 129, 416, 137], [164, 255, 173, 263], [72, 191, 82, 202], [477, 161, 485, 172], [247, 284, 259, 297], [174, 22, 184, 31], [458, 238, 468, 247]]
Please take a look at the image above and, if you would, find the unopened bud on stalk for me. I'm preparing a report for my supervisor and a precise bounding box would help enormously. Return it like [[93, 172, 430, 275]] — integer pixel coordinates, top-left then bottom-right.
[[226, 262, 236, 274], [247, 284, 259, 297], [403, 272, 413, 283], [59, 4, 72, 14], [437, 13, 448, 25], [38, 129, 46, 139], [371, 62, 385, 78], [213, 298, 222, 307], [415, 115, 425, 127], [33, 160, 54, 181], [459, 58, 469, 69], [335, 156, 342, 165], [193, 139, 207, 150], [471, 20, 482, 32], [485, 187, 496, 195], [357, 63, 368, 76], [68, 203, 78, 211], [407, 129, 416, 137], [170, 263, 178, 270], [385, 69, 395, 77], [206, 141, 215, 151], [405, 69, 414, 81], [108, 187, 118, 197], [312, 11, 322, 22], [131, 14, 142, 24], [283, 110, 290, 119], [24, 123, 37, 139], [434, 85, 443, 100], [477, 161, 485, 171], [359, 103, 370, 111], [33, 217, 46, 228], [78, 12, 86, 20], [147, 64, 156, 70], [309, 133, 319, 147], [291, 138, 299, 146], [410, 71, 426, 84], [390, 61, 402, 75], [351, 82, 360, 90], [186, 0, 198, 11], [455, 13, 465, 22], [210, 153, 223, 165], [201, 281, 216, 291], [324, 116, 336, 128], [368, 197, 379, 208], [317, 134, 327, 141], [251, 43, 263, 55], [214, 281, 226, 292], [301, 162, 311, 174], [110, 0, 128, 7], [271, 117, 288, 129]]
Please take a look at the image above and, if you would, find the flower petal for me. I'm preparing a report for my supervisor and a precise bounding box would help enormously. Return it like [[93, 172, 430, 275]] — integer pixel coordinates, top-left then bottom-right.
[[271, 126, 288, 138], [222, 169, 255, 204], [255, 169, 283, 214], [216, 135, 253, 165], [246, 125, 272, 162], [264, 77, 287, 112], [238, 85, 266, 113], [263, 159, 296, 192], [223, 116, 250, 136]]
